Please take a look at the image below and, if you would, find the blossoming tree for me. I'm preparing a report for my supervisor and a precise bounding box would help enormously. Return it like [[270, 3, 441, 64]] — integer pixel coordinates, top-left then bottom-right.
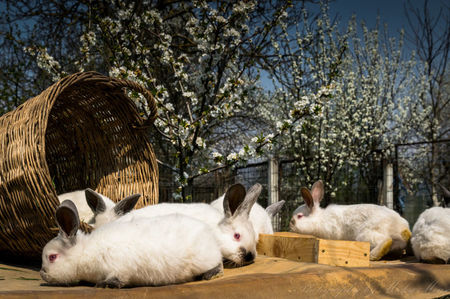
[[259, 5, 429, 206], [1, 0, 439, 208], [402, 0, 450, 206], [16, 0, 317, 200]]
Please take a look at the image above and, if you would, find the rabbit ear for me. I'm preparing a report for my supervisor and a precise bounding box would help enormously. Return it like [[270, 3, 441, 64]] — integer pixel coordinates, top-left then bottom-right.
[[223, 184, 246, 218], [301, 187, 314, 209], [311, 180, 324, 204], [234, 183, 262, 218], [114, 194, 141, 215], [266, 200, 285, 217], [85, 188, 106, 214], [56, 200, 80, 238]]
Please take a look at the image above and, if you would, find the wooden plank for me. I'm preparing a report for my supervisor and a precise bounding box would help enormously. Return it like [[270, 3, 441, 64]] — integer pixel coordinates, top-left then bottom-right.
[[257, 233, 317, 263], [270, 231, 316, 238], [257, 232, 370, 267], [315, 238, 371, 267], [2, 257, 450, 299]]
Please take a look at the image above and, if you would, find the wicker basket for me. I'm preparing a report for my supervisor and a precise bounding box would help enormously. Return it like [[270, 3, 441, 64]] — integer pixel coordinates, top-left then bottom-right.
[[0, 71, 159, 256]]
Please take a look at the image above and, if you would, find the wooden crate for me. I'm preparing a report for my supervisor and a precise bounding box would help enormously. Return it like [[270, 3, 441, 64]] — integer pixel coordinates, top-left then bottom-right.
[[257, 232, 370, 267]]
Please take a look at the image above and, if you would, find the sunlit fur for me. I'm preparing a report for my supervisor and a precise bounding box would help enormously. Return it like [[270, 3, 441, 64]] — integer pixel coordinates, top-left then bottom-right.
[[411, 207, 450, 263], [93, 202, 257, 267], [57, 190, 115, 223], [211, 196, 285, 235], [290, 203, 410, 260], [91, 203, 119, 227], [41, 214, 222, 286]]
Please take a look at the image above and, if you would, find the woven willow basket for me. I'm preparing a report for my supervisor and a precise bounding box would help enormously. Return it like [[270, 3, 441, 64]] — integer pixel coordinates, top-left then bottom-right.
[[0, 71, 159, 256]]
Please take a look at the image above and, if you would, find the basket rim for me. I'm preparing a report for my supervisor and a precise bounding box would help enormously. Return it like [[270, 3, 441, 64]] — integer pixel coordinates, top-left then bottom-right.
[[58, 71, 157, 124]]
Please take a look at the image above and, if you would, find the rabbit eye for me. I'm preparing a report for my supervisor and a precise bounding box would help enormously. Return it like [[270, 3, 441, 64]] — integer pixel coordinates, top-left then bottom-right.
[[297, 213, 303, 219], [234, 233, 241, 241], [49, 254, 58, 263]]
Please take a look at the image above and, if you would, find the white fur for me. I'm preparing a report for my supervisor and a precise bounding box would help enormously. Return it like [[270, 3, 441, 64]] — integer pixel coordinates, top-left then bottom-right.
[[92, 184, 262, 267], [411, 207, 450, 263], [104, 203, 255, 267], [41, 204, 222, 287], [211, 196, 285, 235], [290, 180, 411, 260], [57, 190, 115, 223]]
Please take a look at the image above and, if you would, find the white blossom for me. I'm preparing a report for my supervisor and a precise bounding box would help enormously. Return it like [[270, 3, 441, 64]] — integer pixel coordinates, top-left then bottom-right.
[[227, 153, 238, 161]]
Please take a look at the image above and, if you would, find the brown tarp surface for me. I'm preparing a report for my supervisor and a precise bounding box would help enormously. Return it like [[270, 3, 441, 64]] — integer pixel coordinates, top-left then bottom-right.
[[0, 256, 449, 298]]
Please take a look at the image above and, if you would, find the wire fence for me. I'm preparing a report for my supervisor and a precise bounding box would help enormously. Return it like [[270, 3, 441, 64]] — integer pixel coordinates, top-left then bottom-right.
[[158, 159, 384, 231], [159, 162, 269, 204], [395, 139, 450, 225], [158, 140, 449, 231]]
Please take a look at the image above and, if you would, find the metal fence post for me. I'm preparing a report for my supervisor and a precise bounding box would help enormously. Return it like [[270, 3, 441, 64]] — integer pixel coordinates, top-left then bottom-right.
[[384, 163, 394, 209], [268, 157, 280, 231]]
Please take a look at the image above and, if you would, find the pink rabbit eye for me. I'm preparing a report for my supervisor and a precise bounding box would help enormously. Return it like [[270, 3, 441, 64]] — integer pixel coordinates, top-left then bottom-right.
[[234, 233, 241, 241], [49, 254, 58, 263], [297, 213, 303, 219]]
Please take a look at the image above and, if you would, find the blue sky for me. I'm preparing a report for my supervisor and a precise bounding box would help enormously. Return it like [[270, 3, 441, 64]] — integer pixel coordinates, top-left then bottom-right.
[[328, 0, 446, 38]]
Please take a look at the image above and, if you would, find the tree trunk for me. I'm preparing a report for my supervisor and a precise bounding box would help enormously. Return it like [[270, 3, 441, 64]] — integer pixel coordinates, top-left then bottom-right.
[[431, 142, 440, 206]]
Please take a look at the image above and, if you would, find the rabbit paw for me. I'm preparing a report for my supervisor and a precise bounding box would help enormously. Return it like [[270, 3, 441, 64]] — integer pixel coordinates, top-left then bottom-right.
[[401, 229, 411, 242], [95, 277, 124, 288], [196, 263, 224, 281], [370, 238, 393, 261]]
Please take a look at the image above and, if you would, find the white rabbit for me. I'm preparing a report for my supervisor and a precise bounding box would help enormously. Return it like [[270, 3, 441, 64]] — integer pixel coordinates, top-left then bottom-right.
[[57, 189, 116, 223], [40, 200, 223, 287], [289, 180, 411, 261], [88, 184, 262, 267], [211, 195, 285, 235], [411, 207, 450, 263]]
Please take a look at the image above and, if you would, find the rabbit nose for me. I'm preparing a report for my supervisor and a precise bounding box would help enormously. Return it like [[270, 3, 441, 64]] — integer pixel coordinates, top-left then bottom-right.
[[40, 268, 48, 281], [244, 252, 255, 262]]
